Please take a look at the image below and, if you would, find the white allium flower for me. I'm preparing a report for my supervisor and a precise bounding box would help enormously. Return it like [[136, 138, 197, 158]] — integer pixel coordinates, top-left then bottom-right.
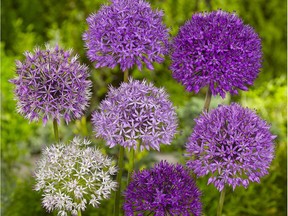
[[34, 137, 118, 215]]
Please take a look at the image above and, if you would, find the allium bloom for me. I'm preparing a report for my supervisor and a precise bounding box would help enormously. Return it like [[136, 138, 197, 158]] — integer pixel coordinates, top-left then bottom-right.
[[10, 45, 92, 125], [171, 10, 262, 98], [83, 0, 169, 71], [124, 161, 202, 216], [186, 103, 275, 191], [34, 137, 117, 215], [92, 79, 177, 151]]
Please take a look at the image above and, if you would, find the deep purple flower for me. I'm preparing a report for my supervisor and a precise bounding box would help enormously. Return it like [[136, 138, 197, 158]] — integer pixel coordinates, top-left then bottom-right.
[[10, 45, 92, 125], [124, 161, 202, 216], [186, 103, 275, 191], [171, 10, 262, 98], [83, 0, 169, 71], [92, 79, 177, 151]]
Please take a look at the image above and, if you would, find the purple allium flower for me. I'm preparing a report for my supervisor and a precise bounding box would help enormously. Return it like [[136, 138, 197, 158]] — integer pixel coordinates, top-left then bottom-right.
[[83, 0, 169, 71], [34, 137, 118, 215], [10, 45, 92, 125], [186, 103, 276, 191], [124, 161, 202, 216], [92, 79, 177, 151], [171, 10, 262, 98]]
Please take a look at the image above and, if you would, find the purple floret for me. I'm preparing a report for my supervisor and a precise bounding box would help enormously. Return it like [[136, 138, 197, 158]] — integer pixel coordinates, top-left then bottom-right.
[[92, 79, 177, 151], [83, 0, 169, 72], [124, 161, 202, 216], [10, 45, 92, 125], [171, 10, 262, 98], [186, 103, 276, 191]]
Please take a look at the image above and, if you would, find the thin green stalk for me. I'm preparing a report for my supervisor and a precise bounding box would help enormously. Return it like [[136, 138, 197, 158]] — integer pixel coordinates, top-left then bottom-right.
[[124, 70, 129, 82], [81, 116, 88, 136], [114, 146, 125, 216], [217, 187, 226, 216], [203, 87, 212, 112], [77, 210, 82, 216], [127, 149, 135, 185], [53, 119, 59, 142]]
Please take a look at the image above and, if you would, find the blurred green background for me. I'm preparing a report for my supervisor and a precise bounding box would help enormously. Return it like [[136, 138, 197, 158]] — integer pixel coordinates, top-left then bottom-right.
[[1, 0, 287, 215]]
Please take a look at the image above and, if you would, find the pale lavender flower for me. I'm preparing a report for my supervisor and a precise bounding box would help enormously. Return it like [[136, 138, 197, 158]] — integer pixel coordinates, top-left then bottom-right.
[[186, 103, 276, 191], [83, 0, 169, 71], [34, 137, 118, 215], [92, 79, 177, 151], [10, 45, 92, 125], [171, 10, 262, 98], [124, 161, 202, 216]]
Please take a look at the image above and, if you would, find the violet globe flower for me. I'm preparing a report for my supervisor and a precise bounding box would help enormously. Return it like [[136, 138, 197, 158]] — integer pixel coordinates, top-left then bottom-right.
[[171, 10, 262, 98], [83, 0, 169, 71], [10, 45, 92, 125], [124, 161, 202, 216], [34, 137, 118, 216], [186, 103, 276, 191], [92, 79, 177, 151]]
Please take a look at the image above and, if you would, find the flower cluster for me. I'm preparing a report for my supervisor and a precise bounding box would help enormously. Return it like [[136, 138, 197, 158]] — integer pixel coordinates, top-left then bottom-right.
[[124, 161, 202, 216], [186, 103, 275, 191], [83, 0, 169, 71], [171, 10, 262, 98], [92, 79, 177, 151], [10, 45, 92, 125], [34, 137, 118, 215]]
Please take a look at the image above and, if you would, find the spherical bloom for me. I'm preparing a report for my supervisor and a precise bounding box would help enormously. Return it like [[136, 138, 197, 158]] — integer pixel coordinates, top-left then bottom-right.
[[10, 45, 92, 125], [123, 161, 202, 216], [171, 10, 262, 98], [34, 137, 118, 215], [92, 79, 177, 151], [186, 103, 276, 191], [83, 0, 169, 71]]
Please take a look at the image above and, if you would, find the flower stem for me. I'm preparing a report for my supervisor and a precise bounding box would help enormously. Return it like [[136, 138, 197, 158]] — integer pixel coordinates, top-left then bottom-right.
[[127, 149, 135, 185], [124, 70, 129, 82], [114, 146, 125, 216], [217, 186, 226, 216], [53, 119, 59, 142], [203, 87, 212, 112], [77, 210, 82, 216]]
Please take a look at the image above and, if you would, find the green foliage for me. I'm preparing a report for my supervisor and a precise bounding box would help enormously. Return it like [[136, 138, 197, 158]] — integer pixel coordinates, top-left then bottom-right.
[[1, 0, 286, 215]]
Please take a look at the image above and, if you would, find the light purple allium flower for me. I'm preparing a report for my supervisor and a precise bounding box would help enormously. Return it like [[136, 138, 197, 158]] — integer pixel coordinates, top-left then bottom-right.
[[92, 79, 177, 151], [34, 137, 118, 216], [186, 103, 276, 191], [83, 0, 169, 71], [124, 161, 202, 216], [171, 10, 262, 98], [10, 45, 92, 125]]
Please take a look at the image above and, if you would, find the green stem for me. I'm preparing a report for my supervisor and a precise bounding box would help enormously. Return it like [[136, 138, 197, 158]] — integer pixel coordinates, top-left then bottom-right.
[[217, 187, 226, 216], [114, 146, 125, 216], [127, 149, 135, 185], [203, 87, 212, 112], [53, 119, 59, 142], [77, 210, 82, 216], [81, 116, 88, 136], [124, 70, 129, 82]]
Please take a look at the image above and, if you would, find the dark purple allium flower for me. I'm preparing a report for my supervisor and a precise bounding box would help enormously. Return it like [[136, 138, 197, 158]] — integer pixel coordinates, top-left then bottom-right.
[[83, 0, 169, 71], [124, 161, 202, 216], [92, 79, 177, 151], [171, 10, 262, 98], [186, 103, 276, 191], [10, 45, 92, 125]]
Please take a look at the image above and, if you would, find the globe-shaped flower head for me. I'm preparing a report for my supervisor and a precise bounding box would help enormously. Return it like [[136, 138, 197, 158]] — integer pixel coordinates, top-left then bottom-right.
[[186, 103, 275, 191], [124, 161, 202, 216], [83, 0, 169, 71], [34, 137, 118, 216], [92, 79, 177, 151], [171, 10, 262, 98], [10, 45, 92, 125]]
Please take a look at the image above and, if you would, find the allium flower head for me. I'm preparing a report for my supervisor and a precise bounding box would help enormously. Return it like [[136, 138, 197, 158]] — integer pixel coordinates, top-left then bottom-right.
[[34, 137, 117, 215], [92, 79, 177, 151], [186, 103, 275, 191], [124, 161, 202, 216], [10, 45, 92, 125], [171, 10, 262, 98], [83, 0, 169, 71]]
